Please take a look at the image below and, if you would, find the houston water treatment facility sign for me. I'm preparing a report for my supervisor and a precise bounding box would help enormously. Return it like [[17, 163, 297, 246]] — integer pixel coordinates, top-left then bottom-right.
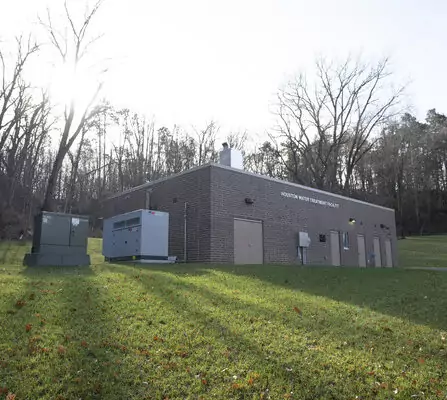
[[280, 191, 340, 209]]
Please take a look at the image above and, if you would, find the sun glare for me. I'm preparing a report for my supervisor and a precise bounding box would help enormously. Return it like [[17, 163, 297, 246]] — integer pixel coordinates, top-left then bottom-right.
[[49, 63, 99, 110]]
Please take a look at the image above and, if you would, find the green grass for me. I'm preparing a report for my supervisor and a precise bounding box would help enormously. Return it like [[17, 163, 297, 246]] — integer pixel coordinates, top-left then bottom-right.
[[1, 239, 447, 399], [398, 235, 447, 268]]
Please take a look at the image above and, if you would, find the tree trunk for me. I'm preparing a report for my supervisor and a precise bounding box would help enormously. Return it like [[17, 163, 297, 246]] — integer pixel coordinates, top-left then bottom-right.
[[64, 130, 86, 213], [42, 146, 67, 211]]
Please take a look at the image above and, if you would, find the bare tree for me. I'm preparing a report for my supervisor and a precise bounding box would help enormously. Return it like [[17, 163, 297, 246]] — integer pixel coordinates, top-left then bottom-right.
[[244, 140, 285, 178], [275, 57, 404, 193], [225, 130, 248, 151], [0, 36, 39, 153], [64, 125, 89, 213], [40, 0, 107, 211], [193, 121, 218, 165]]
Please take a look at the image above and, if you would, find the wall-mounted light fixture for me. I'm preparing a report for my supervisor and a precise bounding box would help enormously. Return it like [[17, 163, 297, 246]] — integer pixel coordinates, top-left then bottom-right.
[[245, 197, 254, 205], [349, 218, 356, 225]]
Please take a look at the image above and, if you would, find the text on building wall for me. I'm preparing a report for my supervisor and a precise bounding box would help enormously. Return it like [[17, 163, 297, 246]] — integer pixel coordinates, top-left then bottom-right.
[[280, 191, 340, 209]]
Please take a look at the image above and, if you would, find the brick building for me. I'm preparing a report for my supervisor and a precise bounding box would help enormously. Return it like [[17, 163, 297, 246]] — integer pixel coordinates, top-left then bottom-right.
[[102, 147, 397, 266]]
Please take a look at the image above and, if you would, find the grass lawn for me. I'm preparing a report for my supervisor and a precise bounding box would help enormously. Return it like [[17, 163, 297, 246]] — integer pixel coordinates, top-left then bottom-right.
[[399, 235, 447, 268], [1, 239, 447, 399]]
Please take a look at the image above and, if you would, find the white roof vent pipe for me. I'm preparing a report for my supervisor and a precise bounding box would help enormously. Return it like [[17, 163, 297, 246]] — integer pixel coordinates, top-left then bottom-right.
[[219, 142, 243, 170]]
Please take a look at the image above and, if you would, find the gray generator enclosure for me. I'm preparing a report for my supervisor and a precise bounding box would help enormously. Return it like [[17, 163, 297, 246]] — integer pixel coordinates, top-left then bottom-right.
[[24, 212, 91, 267], [102, 209, 169, 262]]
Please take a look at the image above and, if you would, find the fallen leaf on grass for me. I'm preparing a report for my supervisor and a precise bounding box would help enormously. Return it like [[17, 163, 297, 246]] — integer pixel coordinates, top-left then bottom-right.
[[293, 306, 302, 315], [25, 323, 32, 332], [94, 383, 102, 394], [57, 345, 66, 355], [40, 289, 56, 295], [201, 379, 207, 385], [15, 300, 26, 308], [80, 341, 88, 348], [6, 393, 16, 400], [162, 362, 177, 370], [418, 358, 425, 364]]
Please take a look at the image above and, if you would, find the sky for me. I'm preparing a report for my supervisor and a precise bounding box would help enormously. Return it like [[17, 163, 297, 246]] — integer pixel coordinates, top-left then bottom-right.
[[1, 0, 447, 140]]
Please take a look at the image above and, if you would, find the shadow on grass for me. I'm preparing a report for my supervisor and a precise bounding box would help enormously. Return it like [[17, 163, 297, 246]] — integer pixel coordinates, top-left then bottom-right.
[[99, 263, 446, 399], [46, 269, 141, 399], [0, 265, 144, 399], [99, 264, 368, 399], [22, 265, 95, 277], [3, 259, 444, 399], [113, 262, 447, 332], [0, 240, 30, 265]]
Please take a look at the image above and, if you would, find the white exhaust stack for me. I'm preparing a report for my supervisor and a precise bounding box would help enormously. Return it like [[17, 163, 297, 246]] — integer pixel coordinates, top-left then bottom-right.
[[219, 142, 243, 169]]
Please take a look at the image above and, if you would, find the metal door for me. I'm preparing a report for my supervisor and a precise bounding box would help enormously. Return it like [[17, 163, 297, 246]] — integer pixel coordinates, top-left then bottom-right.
[[234, 218, 263, 264], [40, 213, 71, 246], [70, 217, 89, 247], [373, 237, 382, 267], [126, 226, 140, 256], [330, 231, 341, 266], [385, 239, 393, 267], [357, 234, 366, 267]]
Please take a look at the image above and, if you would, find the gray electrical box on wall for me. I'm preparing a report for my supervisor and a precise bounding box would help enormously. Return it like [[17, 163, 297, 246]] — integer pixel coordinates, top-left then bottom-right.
[[299, 231, 311, 247], [23, 212, 91, 267]]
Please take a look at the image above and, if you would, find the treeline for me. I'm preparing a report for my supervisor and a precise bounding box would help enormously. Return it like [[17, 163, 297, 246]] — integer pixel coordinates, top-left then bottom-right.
[[1, 30, 446, 238], [254, 109, 447, 237]]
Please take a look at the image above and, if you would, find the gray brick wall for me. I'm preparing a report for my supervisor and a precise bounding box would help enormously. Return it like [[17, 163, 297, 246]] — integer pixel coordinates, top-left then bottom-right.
[[102, 163, 397, 266], [209, 165, 397, 266]]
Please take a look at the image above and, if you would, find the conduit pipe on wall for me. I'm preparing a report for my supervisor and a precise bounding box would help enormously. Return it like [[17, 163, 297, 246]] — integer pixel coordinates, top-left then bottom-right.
[[184, 202, 188, 263]]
